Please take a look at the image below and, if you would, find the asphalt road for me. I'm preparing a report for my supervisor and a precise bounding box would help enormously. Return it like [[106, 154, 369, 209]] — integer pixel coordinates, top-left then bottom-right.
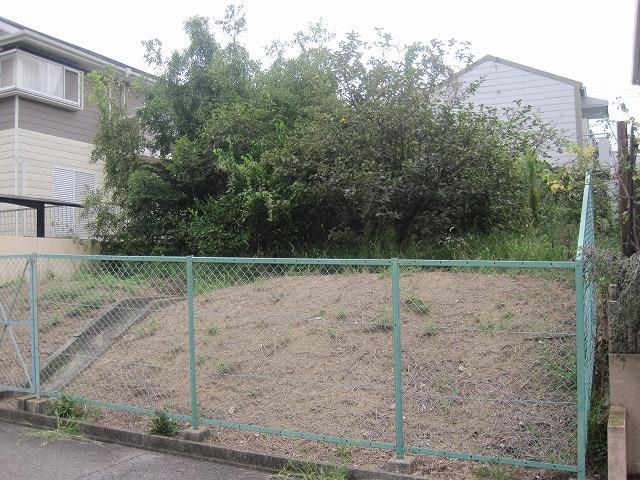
[[0, 421, 271, 480]]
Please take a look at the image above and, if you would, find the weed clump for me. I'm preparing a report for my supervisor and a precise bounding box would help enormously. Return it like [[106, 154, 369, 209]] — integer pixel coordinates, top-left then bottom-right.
[[404, 293, 431, 315], [149, 410, 180, 437], [364, 312, 393, 332]]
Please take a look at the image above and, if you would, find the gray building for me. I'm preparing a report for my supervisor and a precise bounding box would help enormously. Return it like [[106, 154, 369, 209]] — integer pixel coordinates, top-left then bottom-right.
[[457, 55, 610, 165]]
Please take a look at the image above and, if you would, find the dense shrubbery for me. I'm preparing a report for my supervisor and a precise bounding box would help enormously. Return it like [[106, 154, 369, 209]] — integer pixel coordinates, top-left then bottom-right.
[[84, 8, 608, 258]]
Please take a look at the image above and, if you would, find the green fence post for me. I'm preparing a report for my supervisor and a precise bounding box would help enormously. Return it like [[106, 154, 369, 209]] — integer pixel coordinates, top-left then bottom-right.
[[391, 257, 405, 459], [29, 253, 40, 397], [186, 256, 199, 430], [575, 261, 586, 480]]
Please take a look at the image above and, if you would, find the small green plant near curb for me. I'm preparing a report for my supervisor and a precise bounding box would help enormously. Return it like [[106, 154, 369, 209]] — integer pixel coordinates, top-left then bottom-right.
[[149, 410, 180, 437], [49, 395, 81, 419], [419, 319, 437, 337], [274, 462, 347, 480], [364, 312, 393, 332], [473, 464, 517, 480], [335, 444, 353, 462], [404, 293, 431, 315], [25, 415, 83, 442], [26, 395, 86, 443], [207, 325, 220, 336]]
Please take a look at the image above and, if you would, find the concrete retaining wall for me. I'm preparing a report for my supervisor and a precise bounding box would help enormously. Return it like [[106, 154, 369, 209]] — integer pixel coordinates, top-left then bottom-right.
[[609, 353, 640, 475], [0, 236, 99, 255]]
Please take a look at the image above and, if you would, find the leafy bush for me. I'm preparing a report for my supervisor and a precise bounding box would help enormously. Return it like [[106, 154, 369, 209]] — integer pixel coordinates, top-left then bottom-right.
[[85, 9, 580, 258], [597, 252, 640, 353]]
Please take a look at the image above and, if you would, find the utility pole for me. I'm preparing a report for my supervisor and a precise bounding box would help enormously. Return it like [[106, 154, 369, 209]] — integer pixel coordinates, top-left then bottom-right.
[[618, 120, 638, 256]]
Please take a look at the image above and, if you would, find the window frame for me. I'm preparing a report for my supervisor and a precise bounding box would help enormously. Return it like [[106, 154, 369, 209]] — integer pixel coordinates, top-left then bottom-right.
[[0, 49, 83, 110]]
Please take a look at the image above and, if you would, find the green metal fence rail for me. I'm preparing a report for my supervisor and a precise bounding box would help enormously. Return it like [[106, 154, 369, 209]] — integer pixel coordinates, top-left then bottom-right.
[[575, 170, 596, 479], [0, 174, 596, 479]]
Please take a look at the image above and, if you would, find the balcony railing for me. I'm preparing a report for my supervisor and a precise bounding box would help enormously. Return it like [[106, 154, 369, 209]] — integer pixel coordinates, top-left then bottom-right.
[[0, 205, 92, 239]]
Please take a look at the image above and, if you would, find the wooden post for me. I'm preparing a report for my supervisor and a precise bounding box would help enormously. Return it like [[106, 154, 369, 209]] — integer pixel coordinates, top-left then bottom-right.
[[630, 124, 640, 253]]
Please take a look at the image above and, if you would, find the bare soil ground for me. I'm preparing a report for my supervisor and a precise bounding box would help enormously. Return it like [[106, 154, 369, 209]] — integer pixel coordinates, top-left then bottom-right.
[[1, 268, 577, 479]]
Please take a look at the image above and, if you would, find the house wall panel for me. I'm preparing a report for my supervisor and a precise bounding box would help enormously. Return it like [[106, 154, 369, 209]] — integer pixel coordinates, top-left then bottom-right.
[[0, 128, 14, 194], [0, 97, 15, 131], [459, 59, 580, 164], [16, 128, 102, 199], [18, 96, 98, 144]]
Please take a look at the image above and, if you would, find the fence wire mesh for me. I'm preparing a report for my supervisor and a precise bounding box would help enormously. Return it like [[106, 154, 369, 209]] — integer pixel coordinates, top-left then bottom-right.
[[36, 257, 191, 417], [193, 261, 394, 443], [0, 171, 597, 479], [0, 256, 33, 392], [398, 265, 577, 465]]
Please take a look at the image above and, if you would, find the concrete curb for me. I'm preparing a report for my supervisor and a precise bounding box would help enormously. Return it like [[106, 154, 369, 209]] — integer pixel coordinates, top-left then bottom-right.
[[0, 408, 415, 480]]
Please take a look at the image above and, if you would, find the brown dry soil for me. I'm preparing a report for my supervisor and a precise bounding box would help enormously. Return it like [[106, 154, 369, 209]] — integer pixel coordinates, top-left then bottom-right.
[[4, 270, 578, 479]]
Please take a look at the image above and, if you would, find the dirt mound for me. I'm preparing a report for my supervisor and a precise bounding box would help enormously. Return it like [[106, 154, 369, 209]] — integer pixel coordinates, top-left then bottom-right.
[[67, 270, 577, 469]]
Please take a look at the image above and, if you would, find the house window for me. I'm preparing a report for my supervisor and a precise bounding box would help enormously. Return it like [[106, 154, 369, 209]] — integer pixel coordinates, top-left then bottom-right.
[[0, 55, 14, 88], [52, 167, 96, 237], [0, 50, 82, 108]]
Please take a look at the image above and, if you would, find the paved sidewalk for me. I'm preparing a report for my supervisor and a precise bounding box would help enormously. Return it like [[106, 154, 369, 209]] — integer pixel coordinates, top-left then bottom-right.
[[0, 421, 271, 480]]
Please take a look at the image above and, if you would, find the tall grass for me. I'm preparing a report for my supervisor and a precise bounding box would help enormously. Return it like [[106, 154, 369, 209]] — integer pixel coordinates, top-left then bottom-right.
[[296, 226, 581, 261]]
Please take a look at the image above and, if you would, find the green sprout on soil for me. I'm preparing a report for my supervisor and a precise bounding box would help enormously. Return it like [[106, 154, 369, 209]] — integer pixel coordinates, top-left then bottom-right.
[[41, 314, 62, 333], [541, 349, 577, 390], [404, 293, 431, 315], [207, 325, 220, 336], [48, 395, 81, 419], [335, 308, 348, 320], [323, 326, 338, 338], [419, 319, 437, 337], [0, 278, 21, 289], [215, 360, 240, 375], [364, 312, 393, 332]]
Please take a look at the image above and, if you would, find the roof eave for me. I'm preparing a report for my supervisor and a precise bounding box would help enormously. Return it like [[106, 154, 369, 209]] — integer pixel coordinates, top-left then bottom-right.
[[456, 54, 583, 88], [0, 30, 154, 80]]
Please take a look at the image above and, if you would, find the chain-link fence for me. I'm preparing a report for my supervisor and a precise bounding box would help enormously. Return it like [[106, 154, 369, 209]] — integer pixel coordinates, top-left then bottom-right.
[[576, 171, 597, 477], [0, 175, 596, 480], [0, 255, 34, 394]]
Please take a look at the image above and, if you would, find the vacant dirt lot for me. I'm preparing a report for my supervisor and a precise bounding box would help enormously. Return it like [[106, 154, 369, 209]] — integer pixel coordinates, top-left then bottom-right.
[[58, 268, 577, 477]]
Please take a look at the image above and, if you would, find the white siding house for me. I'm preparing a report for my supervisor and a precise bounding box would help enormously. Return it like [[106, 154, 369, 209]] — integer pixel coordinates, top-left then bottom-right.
[[457, 55, 609, 165], [0, 16, 150, 242]]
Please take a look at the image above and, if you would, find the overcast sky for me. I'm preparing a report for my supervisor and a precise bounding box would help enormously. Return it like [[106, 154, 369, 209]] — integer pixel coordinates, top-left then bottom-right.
[[4, 0, 639, 121]]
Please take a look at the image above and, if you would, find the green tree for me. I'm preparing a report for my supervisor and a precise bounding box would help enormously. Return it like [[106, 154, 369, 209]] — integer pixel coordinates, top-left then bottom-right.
[[86, 8, 563, 256]]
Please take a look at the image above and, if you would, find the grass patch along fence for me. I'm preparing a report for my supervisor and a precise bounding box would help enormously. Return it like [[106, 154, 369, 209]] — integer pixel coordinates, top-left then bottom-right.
[[0, 174, 596, 479]]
